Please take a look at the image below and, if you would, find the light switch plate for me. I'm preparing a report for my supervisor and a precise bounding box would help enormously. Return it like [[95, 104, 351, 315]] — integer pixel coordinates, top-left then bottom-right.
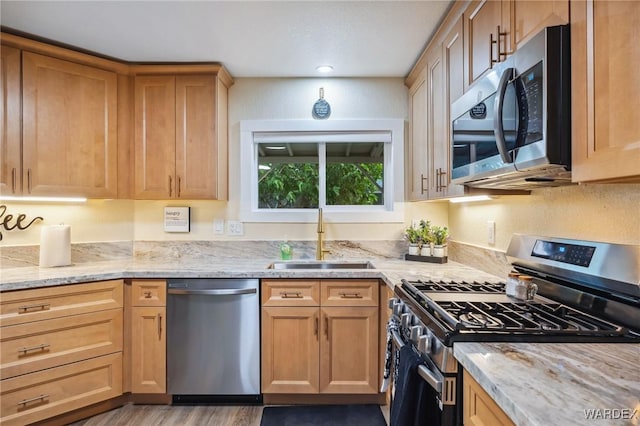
[[487, 220, 496, 245], [213, 219, 225, 235], [227, 221, 244, 236]]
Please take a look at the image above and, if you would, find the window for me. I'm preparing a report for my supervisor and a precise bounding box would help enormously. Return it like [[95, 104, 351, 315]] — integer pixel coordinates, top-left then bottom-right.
[[240, 120, 404, 223]]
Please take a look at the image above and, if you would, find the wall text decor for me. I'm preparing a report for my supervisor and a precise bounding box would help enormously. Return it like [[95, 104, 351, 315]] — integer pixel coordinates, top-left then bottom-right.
[[0, 205, 43, 241]]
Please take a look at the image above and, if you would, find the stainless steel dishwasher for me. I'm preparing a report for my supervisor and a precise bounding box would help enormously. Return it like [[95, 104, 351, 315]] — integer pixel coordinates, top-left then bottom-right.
[[167, 278, 260, 403]]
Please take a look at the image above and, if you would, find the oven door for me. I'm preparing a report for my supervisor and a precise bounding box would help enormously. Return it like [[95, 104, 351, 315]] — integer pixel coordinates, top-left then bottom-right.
[[390, 328, 458, 426]]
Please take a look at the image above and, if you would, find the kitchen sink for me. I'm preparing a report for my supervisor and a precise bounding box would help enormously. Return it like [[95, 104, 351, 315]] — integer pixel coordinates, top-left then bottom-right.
[[267, 261, 375, 270]]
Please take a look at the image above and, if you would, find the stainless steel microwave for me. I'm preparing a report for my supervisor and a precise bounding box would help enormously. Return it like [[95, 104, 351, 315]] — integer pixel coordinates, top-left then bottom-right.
[[450, 25, 571, 190]]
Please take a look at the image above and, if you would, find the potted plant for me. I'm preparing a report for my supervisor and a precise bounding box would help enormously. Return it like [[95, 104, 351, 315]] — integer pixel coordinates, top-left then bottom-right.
[[404, 224, 421, 255], [431, 225, 449, 257], [419, 220, 432, 256]]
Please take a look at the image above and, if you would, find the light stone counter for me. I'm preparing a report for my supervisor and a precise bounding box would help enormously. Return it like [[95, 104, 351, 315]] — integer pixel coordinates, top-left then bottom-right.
[[454, 342, 640, 426], [0, 256, 503, 291]]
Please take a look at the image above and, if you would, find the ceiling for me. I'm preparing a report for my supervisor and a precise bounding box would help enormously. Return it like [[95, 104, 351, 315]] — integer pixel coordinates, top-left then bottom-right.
[[0, 1, 453, 78]]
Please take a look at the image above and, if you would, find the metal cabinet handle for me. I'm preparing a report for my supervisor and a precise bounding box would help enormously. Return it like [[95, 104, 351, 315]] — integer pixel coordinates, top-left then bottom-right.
[[18, 303, 51, 313], [19, 343, 50, 354], [497, 25, 507, 60], [436, 169, 447, 192], [339, 292, 362, 299], [144, 291, 152, 298], [157, 313, 163, 340], [324, 316, 329, 340], [280, 291, 302, 299], [11, 168, 16, 193], [420, 173, 427, 195], [491, 25, 507, 65], [27, 168, 32, 193], [177, 176, 181, 197], [168, 175, 173, 197], [314, 315, 319, 338], [19, 394, 49, 406]]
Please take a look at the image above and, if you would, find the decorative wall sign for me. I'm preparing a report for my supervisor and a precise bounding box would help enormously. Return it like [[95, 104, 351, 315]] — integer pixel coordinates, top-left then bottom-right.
[[164, 207, 191, 233], [312, 87, 331, 120], [0, 205, 43, 241]]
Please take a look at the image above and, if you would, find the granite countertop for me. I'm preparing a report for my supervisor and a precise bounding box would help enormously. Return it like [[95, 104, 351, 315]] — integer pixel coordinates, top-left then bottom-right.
[[455, 342, 640, 426], [0, 256, 503, 291]]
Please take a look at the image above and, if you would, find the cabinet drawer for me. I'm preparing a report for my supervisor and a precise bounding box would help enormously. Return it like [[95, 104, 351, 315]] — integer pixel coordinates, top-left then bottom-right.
[[321, 280, 379, 307], [131, 280, 166, 306], [0, 352, 123, 426], [0, 280, 124, 327], [262, 280, 320, 306], [0, 308, 123, 380]]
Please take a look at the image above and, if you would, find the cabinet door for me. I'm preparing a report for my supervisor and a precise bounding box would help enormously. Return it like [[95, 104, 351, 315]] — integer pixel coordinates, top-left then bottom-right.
[[131, 306, 166, 393], [22, 52, 118, 197], [261, 306, 319, 394], [426, 43, 448, 199], [571, 0, 640, 183], [463, 369, 515, 426], [464, 0, 510, 89], [175, 75, 218, 199], [511, 0, 568, 48], [443, 16, 466, 198], [320, 306, 378, 394], [134, 75, 176, 199], [407, 71, 429, 201], [1, 45, 21, 196]]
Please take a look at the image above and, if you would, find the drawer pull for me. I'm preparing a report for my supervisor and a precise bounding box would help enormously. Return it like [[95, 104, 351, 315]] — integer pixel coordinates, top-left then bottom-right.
[[18, 303, 51, 313], [280, 291, 302, 299], [339, 292, 363, 299], [144, 291, 152, 298], [157, 313, 163, 340], [19, 343, 50, 354], [18, 394, 49, 406]]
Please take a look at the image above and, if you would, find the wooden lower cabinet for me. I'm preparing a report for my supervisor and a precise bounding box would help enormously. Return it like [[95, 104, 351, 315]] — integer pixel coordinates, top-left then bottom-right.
[[261, 279, 379, 396], [129, 280, 167, 394], [0, 350, 122, 426], [463, 369, 515, 426]]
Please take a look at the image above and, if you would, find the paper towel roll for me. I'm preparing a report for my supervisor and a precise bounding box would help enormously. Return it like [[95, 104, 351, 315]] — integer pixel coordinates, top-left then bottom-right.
[[39, 225, 71, 268]]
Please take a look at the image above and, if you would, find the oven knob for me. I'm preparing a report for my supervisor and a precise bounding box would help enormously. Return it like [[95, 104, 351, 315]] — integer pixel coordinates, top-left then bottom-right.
[[410, 325, 423, 344], [401, 313, 412, 328], [418, 335, 432, 354], [388, 298, 398, 309], [393, 301, 405, 317]]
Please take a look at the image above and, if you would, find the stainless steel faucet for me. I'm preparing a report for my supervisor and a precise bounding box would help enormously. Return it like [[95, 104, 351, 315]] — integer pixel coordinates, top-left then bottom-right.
[[316, 208, 330, 260]]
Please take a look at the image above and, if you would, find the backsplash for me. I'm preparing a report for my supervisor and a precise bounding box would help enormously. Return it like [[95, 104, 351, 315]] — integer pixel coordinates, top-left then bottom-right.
[[1, 239, 407, 268]]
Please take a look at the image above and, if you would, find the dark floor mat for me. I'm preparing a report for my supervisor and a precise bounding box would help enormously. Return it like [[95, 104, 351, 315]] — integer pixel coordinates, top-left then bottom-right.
[[260, 404, 387, 426]]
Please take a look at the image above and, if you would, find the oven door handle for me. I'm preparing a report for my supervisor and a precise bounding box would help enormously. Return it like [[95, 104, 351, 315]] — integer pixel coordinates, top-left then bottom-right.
[[417, 365, 443, 394], [391, 329, 443, 393]]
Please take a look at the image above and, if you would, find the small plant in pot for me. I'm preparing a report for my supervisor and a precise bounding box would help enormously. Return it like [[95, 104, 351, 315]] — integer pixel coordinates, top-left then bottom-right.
[[404, 224, 421, 255], [419, 220, 433, 256], [431, 225, 449, 257]]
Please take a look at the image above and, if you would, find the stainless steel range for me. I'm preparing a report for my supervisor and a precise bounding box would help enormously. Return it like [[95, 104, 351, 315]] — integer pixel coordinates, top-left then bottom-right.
[[389, 234, 640, 426]]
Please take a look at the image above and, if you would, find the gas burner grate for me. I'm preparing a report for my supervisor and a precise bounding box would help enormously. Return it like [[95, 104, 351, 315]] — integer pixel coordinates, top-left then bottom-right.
[[407, 279, 505, 293], [435, 301, 628, 335]]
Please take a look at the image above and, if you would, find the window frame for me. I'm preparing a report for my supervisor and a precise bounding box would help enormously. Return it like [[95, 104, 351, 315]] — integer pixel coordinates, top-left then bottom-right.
[[240, 119, 404, 223]]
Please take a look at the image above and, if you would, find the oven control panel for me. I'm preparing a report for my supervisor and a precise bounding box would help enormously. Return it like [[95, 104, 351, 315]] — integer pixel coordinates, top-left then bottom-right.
[[531, 239, 596, 267]]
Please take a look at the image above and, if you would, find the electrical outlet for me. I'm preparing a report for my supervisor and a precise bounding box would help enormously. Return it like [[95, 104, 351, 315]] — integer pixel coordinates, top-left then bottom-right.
[[487, 220, 496, 245], [227, 221, 244, 236], [213, 219, 225, 235]]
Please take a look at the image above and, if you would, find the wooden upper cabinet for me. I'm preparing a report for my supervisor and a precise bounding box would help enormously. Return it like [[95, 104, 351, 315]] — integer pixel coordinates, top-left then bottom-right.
[[0, 45, 21, 196], [426, 43, 447, 198], [407, 70, 429, 201], [571, 0, 640, 183], [134, 75, 177, 199], [134, 73, 227, 199], [511, 0, 569, 48], [442, 16, 466, 198], [463, 0, 511, 90], [22, 52, 118, 197], [176, 75, 218, 199]]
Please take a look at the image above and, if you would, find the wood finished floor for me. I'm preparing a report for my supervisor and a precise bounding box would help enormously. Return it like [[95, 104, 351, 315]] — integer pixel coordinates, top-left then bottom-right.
[[69, 404, 390, 426]]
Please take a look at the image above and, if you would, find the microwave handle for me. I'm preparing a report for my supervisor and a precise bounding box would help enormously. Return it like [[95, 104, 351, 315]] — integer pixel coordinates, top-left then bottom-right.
[[494, 67, 515, 164]]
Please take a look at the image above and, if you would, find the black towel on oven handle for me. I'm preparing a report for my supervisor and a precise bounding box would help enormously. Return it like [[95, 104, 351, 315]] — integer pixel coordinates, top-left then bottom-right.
[[390, 344, 442, 426]]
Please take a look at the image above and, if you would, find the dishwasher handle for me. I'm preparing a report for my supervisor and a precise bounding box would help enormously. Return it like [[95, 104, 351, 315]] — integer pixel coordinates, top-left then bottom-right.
[[168, 288, 257, 296]]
